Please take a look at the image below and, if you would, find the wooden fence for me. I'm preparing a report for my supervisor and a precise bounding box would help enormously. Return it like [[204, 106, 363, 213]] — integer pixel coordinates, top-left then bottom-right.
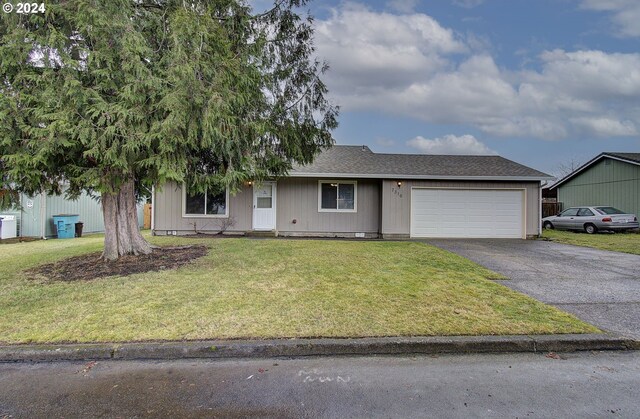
[[542, 202, 562, 218], [143, 203, 152, 229]]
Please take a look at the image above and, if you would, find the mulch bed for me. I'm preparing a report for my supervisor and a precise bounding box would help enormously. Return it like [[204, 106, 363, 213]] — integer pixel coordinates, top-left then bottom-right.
[[26, 245, 209, 281]]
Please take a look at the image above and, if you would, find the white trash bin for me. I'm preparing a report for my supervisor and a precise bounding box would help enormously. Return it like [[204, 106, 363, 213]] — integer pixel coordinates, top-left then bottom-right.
[[0, 215, 17, 239]]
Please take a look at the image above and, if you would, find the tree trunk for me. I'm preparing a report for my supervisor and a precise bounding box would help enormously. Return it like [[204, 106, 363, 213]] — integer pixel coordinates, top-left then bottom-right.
[[101, 178, 153, 261]]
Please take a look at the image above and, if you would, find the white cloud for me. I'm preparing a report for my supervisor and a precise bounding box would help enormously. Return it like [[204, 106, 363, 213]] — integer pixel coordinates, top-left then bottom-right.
[[452, 0, 484, 8], [580, 0, 640, 38], [315, 4, 466, 94], [534, 49, 640, 99], [407, 134, 497, 155], [570, 117, 638, 137], [386, 0, 419, 13], [315, 4, 640, 140]]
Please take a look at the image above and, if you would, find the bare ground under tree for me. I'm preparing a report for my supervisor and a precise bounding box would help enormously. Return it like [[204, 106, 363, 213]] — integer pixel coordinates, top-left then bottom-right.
[[26, 245, 208, 281]]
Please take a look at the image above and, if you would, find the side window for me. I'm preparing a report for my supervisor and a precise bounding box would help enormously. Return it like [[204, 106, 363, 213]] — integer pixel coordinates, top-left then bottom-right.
[[577, 208, 594, 217], [183, 186, 228, 217], [560, 208, 579, 217]]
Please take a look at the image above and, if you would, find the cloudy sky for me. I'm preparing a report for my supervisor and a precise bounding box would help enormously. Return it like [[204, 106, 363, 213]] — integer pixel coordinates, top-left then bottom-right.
[[254, 0, 640, 177]]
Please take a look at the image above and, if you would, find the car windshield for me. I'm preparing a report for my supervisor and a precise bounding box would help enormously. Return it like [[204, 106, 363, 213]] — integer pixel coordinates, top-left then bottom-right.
[[594, 207, 626, 215]]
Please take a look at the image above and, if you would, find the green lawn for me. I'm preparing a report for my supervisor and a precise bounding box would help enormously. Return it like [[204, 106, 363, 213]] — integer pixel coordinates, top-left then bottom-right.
[[0, 234, 597, 344], [542, 229, 640, 255]]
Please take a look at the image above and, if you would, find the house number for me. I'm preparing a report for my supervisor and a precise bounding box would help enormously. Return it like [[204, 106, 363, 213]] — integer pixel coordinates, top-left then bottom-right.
[[391, 187, 403, 198]]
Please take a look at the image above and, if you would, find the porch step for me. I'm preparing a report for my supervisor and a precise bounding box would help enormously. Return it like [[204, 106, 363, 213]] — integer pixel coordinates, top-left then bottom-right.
[[245, 230, 278, 238]]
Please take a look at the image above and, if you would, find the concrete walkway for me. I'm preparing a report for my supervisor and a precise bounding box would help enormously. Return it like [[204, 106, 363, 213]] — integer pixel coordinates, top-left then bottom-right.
[[426, 239, 640, 339]]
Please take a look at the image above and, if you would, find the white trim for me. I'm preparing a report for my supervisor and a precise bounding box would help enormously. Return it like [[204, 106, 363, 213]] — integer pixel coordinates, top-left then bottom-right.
[[293, 173, 553, 181], [317, 180, 358, 213], [409, 186, 527, 239], [593, 154, 640, 167], [181, 184, 230, 218], [524, 188, 527, 239], [539, 180, 546, 236], [151, 185, 155, 231]]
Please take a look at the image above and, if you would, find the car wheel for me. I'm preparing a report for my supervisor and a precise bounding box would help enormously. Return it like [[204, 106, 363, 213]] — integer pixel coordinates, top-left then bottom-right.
[[584, 223, 597, 234], [543, 221, 554, 230]]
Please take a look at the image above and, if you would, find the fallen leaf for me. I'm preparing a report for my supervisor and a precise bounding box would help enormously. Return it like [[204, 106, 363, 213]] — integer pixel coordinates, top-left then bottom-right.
[[76, 361, 97, 374]]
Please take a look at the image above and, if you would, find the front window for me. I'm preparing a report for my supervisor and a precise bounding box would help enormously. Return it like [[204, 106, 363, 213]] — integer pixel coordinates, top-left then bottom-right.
[[318, 181, 356, 212], [183, 187, 228, 217], [560, 208, 579, 217]]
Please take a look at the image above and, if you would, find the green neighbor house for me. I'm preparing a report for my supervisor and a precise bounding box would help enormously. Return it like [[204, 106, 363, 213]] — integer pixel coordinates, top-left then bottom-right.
[[550, 152, 640, 217], [2, 188, 144, 238]]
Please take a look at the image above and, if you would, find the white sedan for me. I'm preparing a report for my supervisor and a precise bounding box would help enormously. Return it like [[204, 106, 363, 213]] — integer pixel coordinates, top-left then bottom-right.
[[543, 206, 639, 234]]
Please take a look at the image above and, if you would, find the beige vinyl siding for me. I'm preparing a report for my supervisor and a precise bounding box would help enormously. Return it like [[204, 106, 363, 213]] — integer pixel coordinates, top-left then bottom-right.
[[154, 178, 539, 237], [153, 181, 252, 234], [276, 178, 380, 235], [381, 180, 540, 237]]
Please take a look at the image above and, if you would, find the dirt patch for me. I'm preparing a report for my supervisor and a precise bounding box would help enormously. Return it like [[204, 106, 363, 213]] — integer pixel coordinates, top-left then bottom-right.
[[25, 245, 208, 281], [0, 237, 41, 245]]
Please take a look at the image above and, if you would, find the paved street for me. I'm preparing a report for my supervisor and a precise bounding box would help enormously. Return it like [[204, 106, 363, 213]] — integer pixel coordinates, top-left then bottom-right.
[[426, 239, 640, 339], [1, 352, 639, 418]]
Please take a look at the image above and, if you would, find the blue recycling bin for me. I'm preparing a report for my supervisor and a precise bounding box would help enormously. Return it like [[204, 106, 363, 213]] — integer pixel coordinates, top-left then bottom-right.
[[52, 214, 80, 239]]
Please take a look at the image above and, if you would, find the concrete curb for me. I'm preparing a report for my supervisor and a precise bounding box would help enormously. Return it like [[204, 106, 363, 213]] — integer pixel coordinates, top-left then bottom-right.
[[1, 334, 638, 363]]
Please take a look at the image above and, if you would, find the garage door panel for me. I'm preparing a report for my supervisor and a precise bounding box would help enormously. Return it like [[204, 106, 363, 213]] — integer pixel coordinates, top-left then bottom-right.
[[411, 189, 524, 238]]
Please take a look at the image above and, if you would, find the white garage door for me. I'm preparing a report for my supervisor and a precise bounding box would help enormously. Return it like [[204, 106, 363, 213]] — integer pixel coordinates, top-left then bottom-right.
[[411, 188, 524, 238]]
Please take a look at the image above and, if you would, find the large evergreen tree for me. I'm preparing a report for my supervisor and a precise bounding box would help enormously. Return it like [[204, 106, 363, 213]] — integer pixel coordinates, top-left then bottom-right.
[[0, 0, 337, 259]]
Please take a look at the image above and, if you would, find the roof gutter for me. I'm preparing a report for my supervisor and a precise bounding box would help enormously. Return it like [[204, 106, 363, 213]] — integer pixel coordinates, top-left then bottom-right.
[[289, 173, 555, 181]]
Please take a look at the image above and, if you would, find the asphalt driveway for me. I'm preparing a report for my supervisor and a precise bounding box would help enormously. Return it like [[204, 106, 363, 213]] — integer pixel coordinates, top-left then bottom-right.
[[425, 239, 640, 339]]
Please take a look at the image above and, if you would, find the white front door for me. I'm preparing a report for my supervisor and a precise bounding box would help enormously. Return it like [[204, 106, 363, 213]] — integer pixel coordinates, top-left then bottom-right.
[[252, 182, 276, 230]]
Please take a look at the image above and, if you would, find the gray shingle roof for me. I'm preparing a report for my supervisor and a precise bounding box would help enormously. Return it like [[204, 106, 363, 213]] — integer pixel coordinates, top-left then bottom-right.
[[291, 145, 552, 180]]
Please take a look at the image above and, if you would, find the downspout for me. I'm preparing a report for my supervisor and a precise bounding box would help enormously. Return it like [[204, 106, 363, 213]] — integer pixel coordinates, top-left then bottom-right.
[[19, 193, 23, 238], [151, 185, 155, 235], [40, 192, 47, 239], [539, 180, 548, 237]]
